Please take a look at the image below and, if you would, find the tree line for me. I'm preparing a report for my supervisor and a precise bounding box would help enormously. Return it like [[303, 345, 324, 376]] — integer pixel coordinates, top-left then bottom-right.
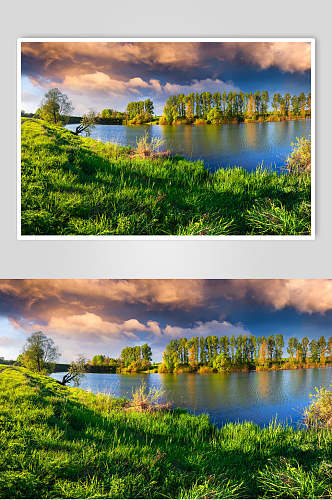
[[160, 91, 311, 125], [5, 331, 331, 381], [26, 87, 311, 133], [160, 333, 331, 373]]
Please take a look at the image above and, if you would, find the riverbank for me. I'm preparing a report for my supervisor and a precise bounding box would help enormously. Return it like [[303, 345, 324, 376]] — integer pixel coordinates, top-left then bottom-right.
[[1, 365, 331, 499], [21, 119, 311, 236], [160, 115, 310, 126]]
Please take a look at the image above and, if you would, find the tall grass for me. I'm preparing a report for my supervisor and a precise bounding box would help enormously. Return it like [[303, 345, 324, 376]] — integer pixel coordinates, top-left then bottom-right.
[[0, 365, 330, 498], [21, 119, 311, 236]]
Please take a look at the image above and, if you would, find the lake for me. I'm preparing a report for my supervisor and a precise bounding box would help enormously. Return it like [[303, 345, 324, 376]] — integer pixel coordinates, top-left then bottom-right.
[[66, 119, 311, 172], [52, 366, 330, 427]]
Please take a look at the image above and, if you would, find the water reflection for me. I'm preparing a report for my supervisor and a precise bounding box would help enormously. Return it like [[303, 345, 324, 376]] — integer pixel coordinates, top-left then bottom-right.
[[66, 120, 311, 172], [52, 366, 330, 427]]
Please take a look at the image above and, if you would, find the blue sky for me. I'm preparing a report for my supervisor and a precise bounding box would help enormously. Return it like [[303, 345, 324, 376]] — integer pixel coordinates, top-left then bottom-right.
[[21, 41, 311, 115], [0, 280, 330, 363]]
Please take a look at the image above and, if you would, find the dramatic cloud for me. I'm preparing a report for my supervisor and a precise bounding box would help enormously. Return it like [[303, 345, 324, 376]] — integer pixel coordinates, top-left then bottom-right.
[[217, 42, 311, 73], [21, 41, 311, 114], [1, 279, 330, 362]]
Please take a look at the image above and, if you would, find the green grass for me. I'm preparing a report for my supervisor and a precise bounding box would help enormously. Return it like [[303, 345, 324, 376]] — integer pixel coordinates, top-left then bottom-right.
[[21, 118, 311, 236], [0, 365, 330, 498]]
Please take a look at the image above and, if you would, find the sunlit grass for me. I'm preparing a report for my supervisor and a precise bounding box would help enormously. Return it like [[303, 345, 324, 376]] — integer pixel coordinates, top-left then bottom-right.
[[0, 365, 330, 498], [21, 118, 311, 236]]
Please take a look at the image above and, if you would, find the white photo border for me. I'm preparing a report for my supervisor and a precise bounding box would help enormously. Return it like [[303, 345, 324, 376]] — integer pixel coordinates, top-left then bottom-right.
[[17, 37, 315, 241]]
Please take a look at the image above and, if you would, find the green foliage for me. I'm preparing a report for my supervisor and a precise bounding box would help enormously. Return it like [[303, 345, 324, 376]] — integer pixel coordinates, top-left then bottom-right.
[[21, 119, 311, 236], [126, 99, 154, 123], [161, 333, 330, 373], [38, 88, 73, 125], [121, 343, 152, 371], [257, 458, 331, 498], [160, 90, 311, 124], [245, 200, 311, 235], [18, 331, 59, 374], [213, 353, 231, 372], [0, 366, 330, 499]]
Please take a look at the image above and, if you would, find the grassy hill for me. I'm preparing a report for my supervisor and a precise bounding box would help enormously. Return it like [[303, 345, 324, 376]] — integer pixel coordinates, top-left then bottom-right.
[[21, 119, 311, 236], [0, 365, 330, 498]]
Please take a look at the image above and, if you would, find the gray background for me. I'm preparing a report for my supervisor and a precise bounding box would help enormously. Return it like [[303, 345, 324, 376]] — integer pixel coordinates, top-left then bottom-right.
[[1, 0, 329, 278]]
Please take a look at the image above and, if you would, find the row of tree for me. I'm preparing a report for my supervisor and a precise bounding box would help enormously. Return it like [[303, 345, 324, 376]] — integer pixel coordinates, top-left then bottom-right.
[[161, 334, 331, 373], [30, 88, 311, 133], [160, 91, 311, 125]]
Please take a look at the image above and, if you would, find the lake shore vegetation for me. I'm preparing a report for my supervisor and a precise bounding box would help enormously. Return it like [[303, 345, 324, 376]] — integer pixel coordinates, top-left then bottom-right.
[[24, 89, 310, 127], [0, 364, 331, 499], [21, 118, 311, 236], [85, 333, 332, 375], [160, 90, 311, 125]]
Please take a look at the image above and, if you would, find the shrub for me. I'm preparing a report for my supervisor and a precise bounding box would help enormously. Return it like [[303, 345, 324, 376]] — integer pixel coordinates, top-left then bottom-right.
[[173, 363, 193, 374], [302, 385, 332, 429], [285, 136, 311, 174], [132, 132, 165, 158], [213, 353, 231, 372], [158, 363, 168, 373], [198, 365, 214, 374]]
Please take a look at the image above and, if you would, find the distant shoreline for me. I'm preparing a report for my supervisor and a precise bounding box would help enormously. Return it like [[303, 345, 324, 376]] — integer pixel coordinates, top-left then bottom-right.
[[55, 362, 331, 376], [66, 116, 311, 126]]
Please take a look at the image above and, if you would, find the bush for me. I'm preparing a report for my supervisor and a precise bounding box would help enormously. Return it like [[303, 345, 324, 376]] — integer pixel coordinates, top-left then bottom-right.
[[285, 136, 311, 174], [173, 363, 193, 374], [198, 365, 214, 374], [213, 353, 231, 372], [302, 386, 332, 429], [158, 363, 168, 373]]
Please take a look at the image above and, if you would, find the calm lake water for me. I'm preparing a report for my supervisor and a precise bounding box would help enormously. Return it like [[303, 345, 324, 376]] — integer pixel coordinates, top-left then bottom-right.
[[52, 366, 330, 427], [66, 120, 311, 172]]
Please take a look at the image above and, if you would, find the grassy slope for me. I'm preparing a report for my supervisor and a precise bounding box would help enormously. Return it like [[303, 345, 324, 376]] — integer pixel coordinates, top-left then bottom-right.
[[21, 119, 311, 236], [0, 366, 331, 499]]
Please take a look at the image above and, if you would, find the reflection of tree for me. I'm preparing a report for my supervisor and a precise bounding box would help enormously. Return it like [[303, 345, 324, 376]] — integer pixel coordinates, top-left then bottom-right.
[[245, 123, 258, 148], [256, 371, 270, 400]]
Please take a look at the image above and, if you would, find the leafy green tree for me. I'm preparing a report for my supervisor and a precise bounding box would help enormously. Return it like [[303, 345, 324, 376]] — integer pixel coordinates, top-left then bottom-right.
[[309, 339, 320, 363], [287, 337, 297, 362], [92, 354, 105, 366], [144, 99, 154, 116], [275, 334, 284, 362], [18, 331, 59, 374], [39, 88, 73, 125], [199, 337, 207, 365], [318, 336, 327, 363], [301, 337, 310, 362], [267, 335, 276, 362], [141, 343, 152, 363]]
